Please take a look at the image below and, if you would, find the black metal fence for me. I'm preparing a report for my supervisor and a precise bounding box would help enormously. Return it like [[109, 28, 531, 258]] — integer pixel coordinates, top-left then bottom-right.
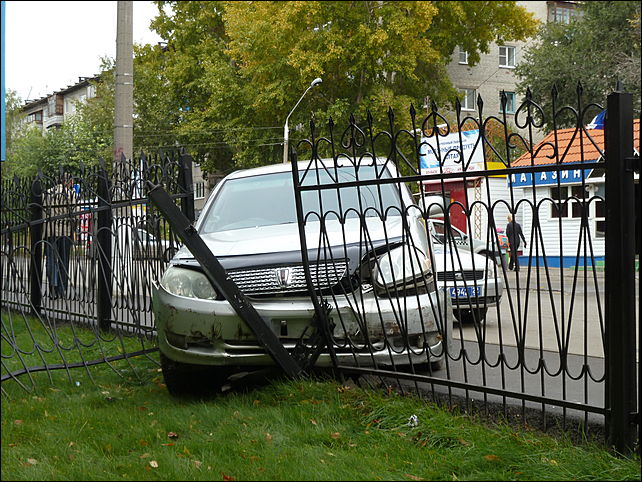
[[1, 151, 193, 390], [1, 89, 638, 453], [289, 88, 639, 452]]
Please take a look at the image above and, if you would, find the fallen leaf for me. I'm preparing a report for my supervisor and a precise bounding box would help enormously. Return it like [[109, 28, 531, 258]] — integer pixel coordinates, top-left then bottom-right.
[[265, 433, 273, 443], [138, 406, 148, 411], [405, 474, 423, 481], [139, 439, 149, 447], [253, 400, 260, 406], [26, 458, 38, 465], [161, 443, 175, 447], [8, 443, 17, 448], [149, 460, 158, 468], [330, 432, 341, 439], [310, 419, 317, 425], [68, 442, 75, 448], [14, 420, 23, 425], [484, 455, 500, 462], [222, 473, 236, 481], [139, 453, 151, 459], [193, 460, 202, 469], [458, 438, 470, 446], [167, 431, 179, 439]]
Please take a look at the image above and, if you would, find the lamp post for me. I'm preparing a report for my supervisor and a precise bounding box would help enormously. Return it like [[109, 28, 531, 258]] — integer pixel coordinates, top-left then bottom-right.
[[283, 77, 322, 163]]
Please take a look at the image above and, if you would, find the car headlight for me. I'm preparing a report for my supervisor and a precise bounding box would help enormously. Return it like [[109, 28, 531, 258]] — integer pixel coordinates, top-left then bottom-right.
[[161, 266, 217, 300], [373, 245, 432, 293]]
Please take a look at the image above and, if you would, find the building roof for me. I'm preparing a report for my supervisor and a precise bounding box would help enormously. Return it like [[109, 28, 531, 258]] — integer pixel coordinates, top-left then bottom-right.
[[512, 118, 640, 166], [22, 75, 100, 110]]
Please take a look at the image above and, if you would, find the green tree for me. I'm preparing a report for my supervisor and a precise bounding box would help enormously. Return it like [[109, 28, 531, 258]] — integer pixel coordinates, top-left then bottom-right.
[[147, 1, 537, 172], [515, 1, 641, 131]]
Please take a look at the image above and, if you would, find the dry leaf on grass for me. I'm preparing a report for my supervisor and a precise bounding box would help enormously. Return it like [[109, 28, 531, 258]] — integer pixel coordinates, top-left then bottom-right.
[[405, 474, 423, 481], [149, 460, 158, 468]]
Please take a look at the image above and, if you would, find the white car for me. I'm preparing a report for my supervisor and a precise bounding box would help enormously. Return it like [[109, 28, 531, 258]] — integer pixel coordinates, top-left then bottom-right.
[[152, 159, 453, 395], [430, 243, 504, 324], [427, 218, 505, 268]]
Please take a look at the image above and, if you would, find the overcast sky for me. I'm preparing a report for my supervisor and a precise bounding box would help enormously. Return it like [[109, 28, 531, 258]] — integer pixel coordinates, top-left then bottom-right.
[[4, 1, 164, 101]]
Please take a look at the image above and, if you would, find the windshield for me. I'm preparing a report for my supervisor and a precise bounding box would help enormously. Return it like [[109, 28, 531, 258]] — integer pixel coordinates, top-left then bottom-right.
[[200, 166, 404, 233]]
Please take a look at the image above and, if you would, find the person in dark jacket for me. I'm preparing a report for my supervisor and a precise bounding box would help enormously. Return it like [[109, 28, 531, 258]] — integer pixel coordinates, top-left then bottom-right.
[[506, 214, 527, 272]]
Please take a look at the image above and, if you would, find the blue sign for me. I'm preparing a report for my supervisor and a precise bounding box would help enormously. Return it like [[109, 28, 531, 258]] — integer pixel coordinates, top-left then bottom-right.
[[508, 167, 594, 188]]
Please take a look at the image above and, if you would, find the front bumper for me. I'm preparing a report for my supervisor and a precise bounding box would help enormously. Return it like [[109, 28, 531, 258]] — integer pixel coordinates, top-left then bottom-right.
[[152, 282, 453, 368], [437, 275, 504, 310]]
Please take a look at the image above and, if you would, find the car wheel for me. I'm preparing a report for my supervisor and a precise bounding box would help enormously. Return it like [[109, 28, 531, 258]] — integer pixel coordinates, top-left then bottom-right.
[[160, 352, 231, 397], [454, 307, 488, 324]]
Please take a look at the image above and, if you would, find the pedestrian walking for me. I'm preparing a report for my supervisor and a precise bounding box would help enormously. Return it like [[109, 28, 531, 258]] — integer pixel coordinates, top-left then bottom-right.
[[506, 213, 527, 272]]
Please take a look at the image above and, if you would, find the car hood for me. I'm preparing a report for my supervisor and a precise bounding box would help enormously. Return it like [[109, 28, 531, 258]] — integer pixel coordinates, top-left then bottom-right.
[[431, 244, 489, 272], [171, 216, 414, 272]]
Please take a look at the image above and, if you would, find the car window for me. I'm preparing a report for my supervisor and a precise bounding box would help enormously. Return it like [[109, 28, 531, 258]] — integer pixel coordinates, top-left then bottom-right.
[[200, 166, 403, 233]]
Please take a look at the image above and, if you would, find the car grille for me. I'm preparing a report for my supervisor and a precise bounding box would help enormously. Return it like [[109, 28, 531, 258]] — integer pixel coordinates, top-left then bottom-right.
[[227, 260, 349, 296], [437, 270, 484, 281]]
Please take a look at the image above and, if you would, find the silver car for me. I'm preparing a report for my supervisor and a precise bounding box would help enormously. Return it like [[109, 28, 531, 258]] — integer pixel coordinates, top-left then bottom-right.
[[153, 160, 452, 395]]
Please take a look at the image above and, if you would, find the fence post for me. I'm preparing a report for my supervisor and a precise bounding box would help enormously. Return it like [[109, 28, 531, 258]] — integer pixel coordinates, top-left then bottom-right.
[[96, 161, 113, 332], [604, 90, 637, 453], [29, 175, 43, 315], [179, 151, 195, 223]]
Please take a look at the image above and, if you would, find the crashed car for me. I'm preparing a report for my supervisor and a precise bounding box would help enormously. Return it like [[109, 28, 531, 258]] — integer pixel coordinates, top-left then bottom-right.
[[152, 159, 453, 395]]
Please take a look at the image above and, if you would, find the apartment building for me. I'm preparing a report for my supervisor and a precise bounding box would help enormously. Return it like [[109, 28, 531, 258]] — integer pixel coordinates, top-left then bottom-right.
[[446, 1, 580, 141], [22, 76, 99, 131]]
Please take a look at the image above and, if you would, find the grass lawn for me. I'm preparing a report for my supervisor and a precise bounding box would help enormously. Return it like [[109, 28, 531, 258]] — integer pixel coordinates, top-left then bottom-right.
[[1, 315, 640, 480]]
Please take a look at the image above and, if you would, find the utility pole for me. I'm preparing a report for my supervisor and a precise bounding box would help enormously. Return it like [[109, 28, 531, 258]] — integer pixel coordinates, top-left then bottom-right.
[[114, 0, 133, 169]]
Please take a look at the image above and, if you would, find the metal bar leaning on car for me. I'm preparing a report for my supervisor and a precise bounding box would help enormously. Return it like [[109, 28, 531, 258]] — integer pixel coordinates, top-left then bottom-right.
[[146, 181, 305, 379]]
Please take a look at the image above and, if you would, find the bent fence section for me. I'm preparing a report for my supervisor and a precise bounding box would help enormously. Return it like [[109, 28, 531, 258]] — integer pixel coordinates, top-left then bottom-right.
[[1, 91, 638, 452]]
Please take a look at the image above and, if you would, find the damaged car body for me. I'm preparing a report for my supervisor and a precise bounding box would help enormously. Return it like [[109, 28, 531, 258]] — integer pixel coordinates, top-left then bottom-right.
[[152, 159, 453, 395]]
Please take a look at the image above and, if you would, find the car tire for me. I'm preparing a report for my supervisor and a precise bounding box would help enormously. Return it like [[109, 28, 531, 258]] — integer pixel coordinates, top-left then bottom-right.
[[454, 307, 488, 324], [160, 352, 231, 397]]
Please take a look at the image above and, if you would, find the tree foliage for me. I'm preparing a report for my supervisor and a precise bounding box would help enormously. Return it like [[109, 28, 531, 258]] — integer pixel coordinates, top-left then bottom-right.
[[515, 1, 641, 131], [147, 0, 537, 172]]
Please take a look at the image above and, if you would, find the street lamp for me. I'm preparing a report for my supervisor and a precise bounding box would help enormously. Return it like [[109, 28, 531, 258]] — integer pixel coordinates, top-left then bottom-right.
[[283, 77, 322, 163]]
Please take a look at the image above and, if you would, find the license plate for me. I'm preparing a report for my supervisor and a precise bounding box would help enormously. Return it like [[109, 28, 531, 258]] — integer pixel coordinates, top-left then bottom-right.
[[449, 286, 482, 298]]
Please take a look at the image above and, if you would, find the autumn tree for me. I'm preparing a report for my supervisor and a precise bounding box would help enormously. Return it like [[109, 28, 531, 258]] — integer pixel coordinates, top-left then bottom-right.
[[146, 1, 537, 172]]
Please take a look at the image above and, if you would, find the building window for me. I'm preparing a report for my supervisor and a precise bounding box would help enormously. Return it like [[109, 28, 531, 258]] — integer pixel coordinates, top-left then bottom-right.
[[550, 185, 588, 219], [594, 183, 605, 238], [501, 92, 516, 114], [193, 182, 206, 200], [458, 47, 468, 65], [459, 88, 476, 111], [499, 46, 516, 68], [47, 94, 63, 116], [549, 5, 574, 24], [27, 111, 43, 124]]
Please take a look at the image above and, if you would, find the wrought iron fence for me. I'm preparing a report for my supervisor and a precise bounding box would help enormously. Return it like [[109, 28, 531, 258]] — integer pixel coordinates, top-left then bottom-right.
[[289, 88, 639, 452], [1, 89, 638, 453], [1, 151, 194, 392]]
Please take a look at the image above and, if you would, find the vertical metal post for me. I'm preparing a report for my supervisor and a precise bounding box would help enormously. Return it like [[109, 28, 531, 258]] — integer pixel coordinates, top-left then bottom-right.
[[605, 90, 637, 453], [179, 152, 195, 223], [96, 163, 113, 332], [29, 176, 43, 315]]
